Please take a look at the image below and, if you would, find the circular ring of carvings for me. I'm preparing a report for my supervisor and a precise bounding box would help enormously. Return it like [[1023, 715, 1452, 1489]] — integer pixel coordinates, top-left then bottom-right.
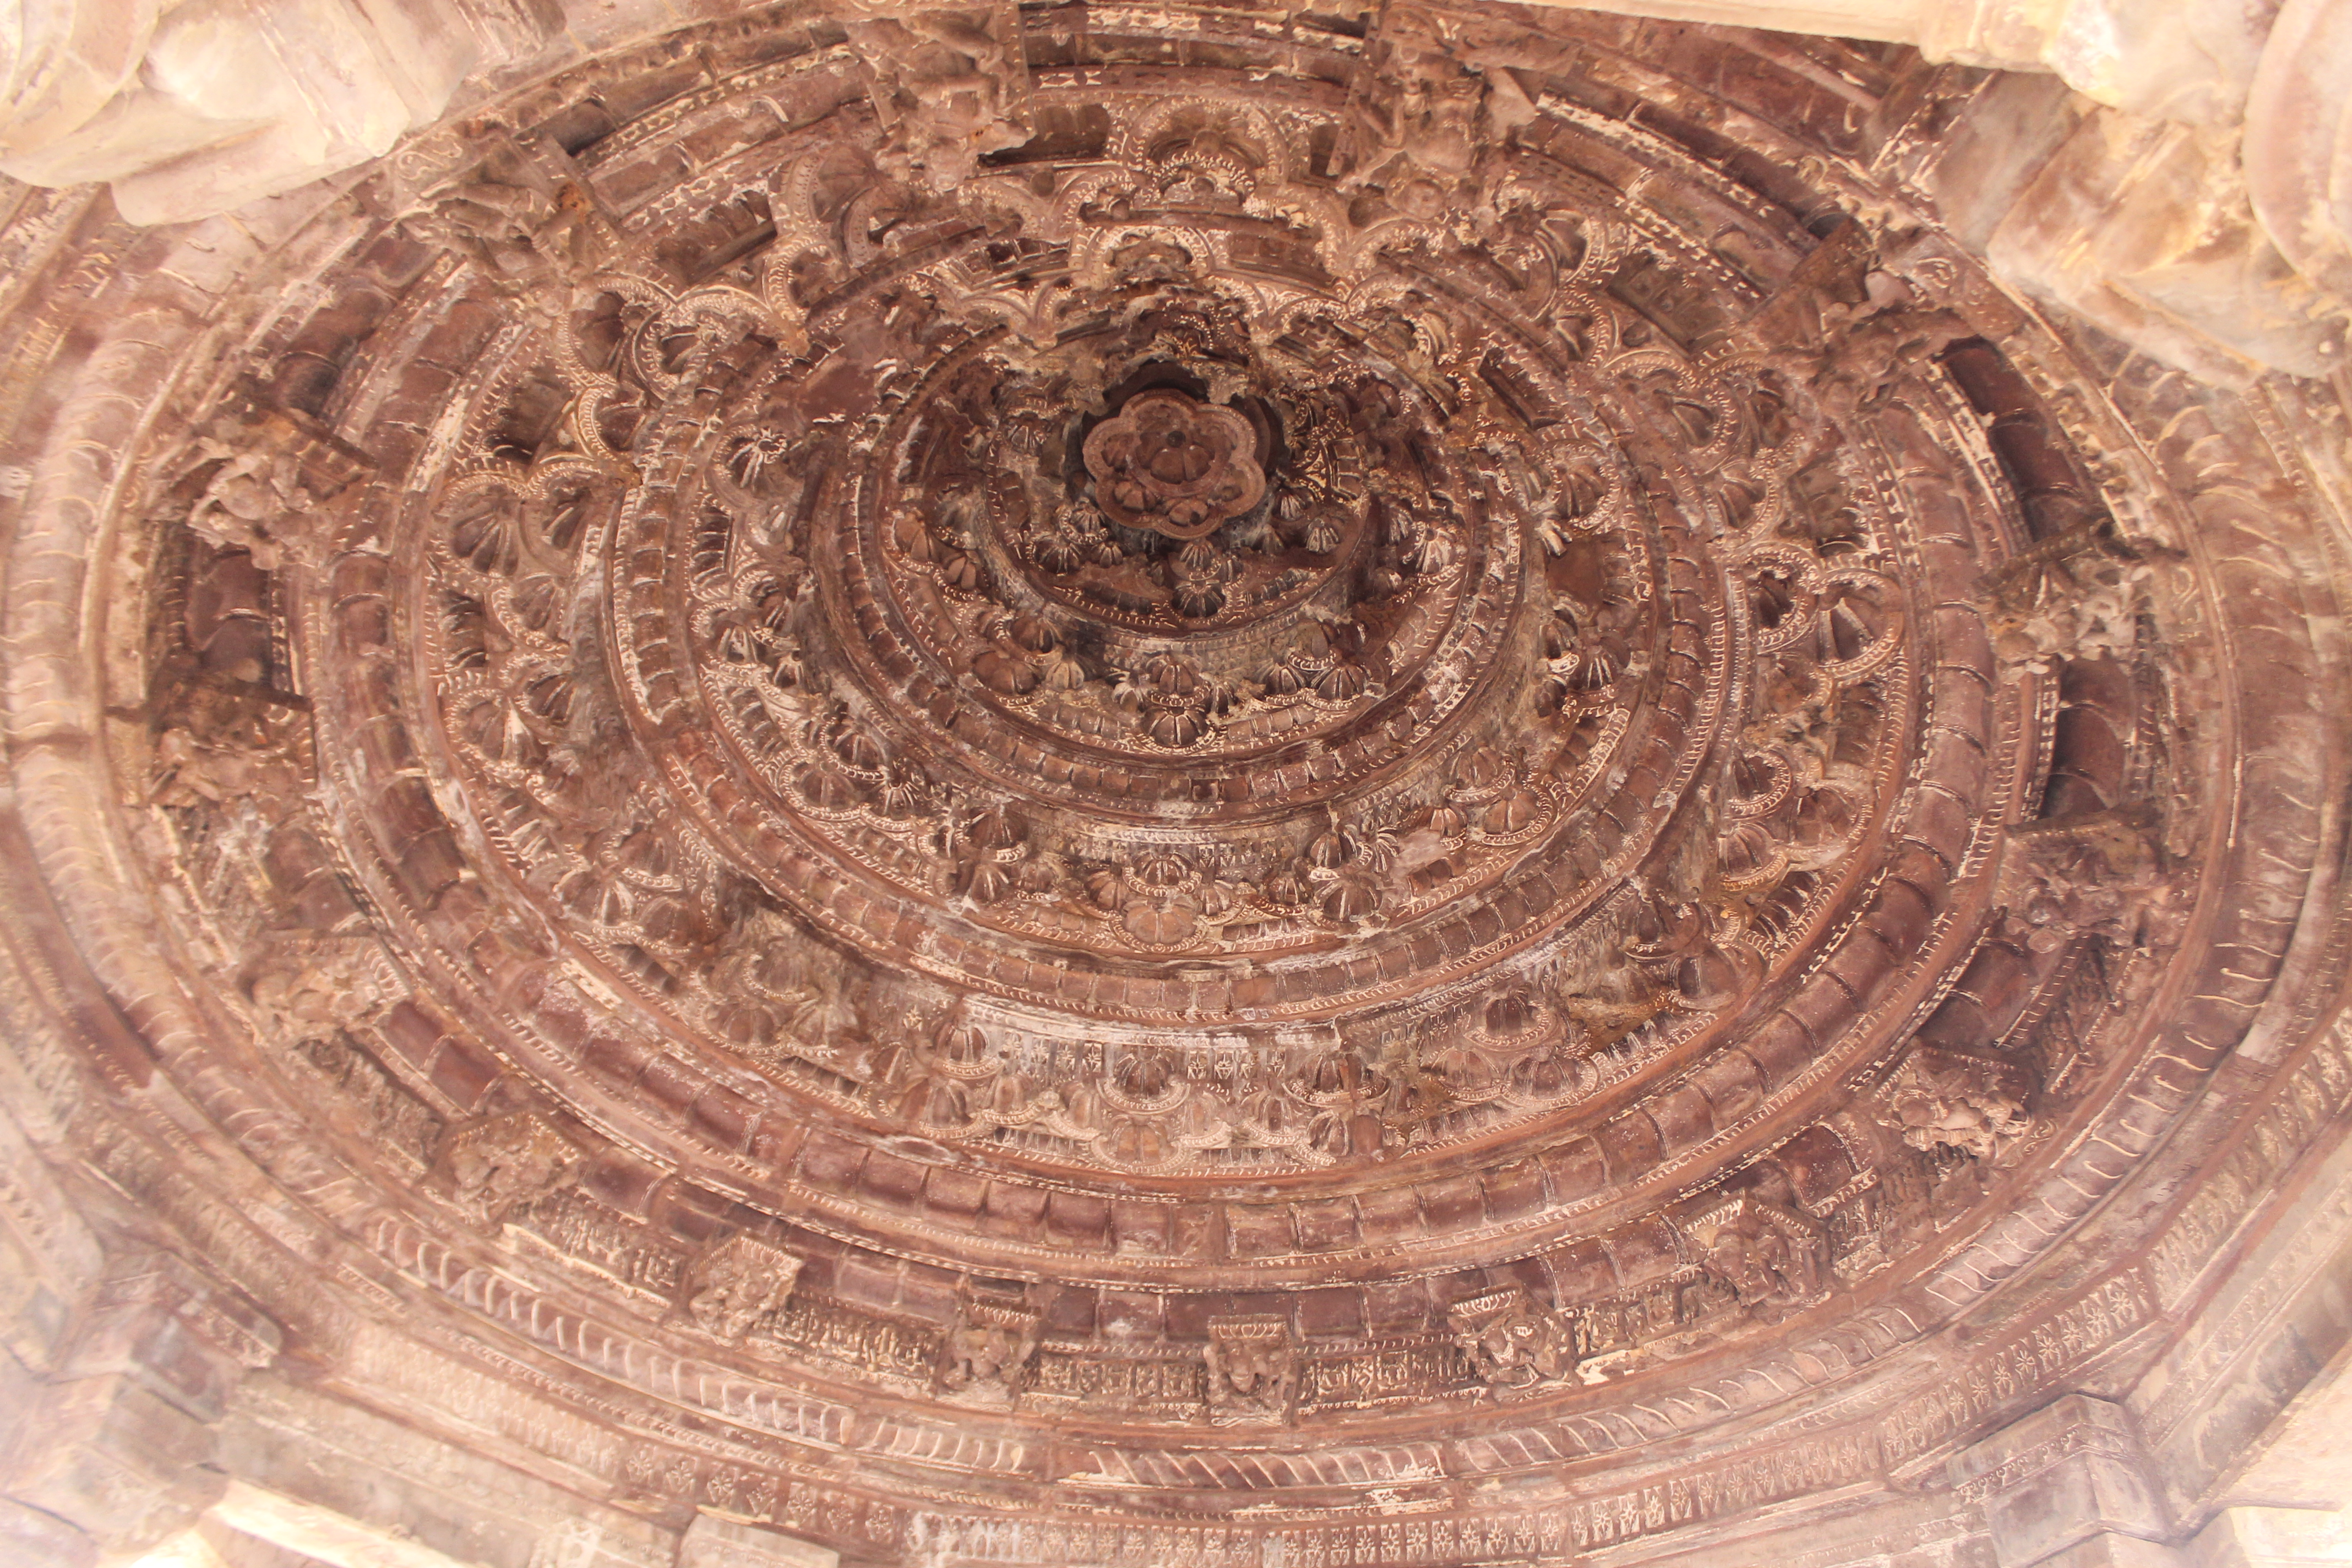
[[6, 1, 2310, 1555]]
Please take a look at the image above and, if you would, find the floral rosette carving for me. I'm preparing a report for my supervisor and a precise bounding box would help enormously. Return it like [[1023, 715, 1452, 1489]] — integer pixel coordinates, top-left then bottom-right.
[[1082, 388, 1268, 538]]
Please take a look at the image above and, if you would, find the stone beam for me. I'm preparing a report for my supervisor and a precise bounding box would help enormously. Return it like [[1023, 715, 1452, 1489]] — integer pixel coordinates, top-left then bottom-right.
[[207, 1480, 484, 1568], [679, 1515, 841, 1568], [1534, 0, 2351, 380]]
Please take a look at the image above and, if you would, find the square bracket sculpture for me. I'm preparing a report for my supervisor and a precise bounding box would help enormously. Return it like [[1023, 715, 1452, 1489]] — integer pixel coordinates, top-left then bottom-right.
[[678, 1235, 805, 1342], [1205, 1314, 1298, 1424]]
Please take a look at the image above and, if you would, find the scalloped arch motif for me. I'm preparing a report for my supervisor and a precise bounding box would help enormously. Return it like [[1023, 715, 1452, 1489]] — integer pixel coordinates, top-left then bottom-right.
[[2, 3, 2349, 1566]]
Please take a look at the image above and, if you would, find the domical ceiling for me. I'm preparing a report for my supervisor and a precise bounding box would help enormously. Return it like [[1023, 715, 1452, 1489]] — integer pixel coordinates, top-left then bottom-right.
[[3, 2, 2349, 1565]]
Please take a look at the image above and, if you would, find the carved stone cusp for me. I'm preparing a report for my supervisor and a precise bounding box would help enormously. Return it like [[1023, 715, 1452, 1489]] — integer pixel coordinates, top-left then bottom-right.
[[403, 134, 617, 297], [2003, 804, 2172, 949], [242, 936, 398, 1046], [841, 4, 1031, 191], [1979, 522, 2149, 674]]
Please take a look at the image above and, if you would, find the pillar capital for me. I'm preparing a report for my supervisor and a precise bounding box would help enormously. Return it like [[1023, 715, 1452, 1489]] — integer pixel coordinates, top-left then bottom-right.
[[1952, 1396, 2176, 1568]]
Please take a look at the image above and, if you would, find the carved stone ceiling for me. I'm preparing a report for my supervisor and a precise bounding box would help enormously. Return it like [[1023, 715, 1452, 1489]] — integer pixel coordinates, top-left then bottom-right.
[[3, 2, 2350, 1565]]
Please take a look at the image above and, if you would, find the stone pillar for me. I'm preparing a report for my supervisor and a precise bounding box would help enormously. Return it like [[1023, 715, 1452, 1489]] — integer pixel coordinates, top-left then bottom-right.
[[0, 1250, 280, 1565], [1951, 1395, 2182, 1568], [0, 0, 545, 223], [1534, 0, 2352, 380], [2187, 1506, 2352, 1567], [2242, 0, 2352, 306], [0, 1069, 104, 1567]]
